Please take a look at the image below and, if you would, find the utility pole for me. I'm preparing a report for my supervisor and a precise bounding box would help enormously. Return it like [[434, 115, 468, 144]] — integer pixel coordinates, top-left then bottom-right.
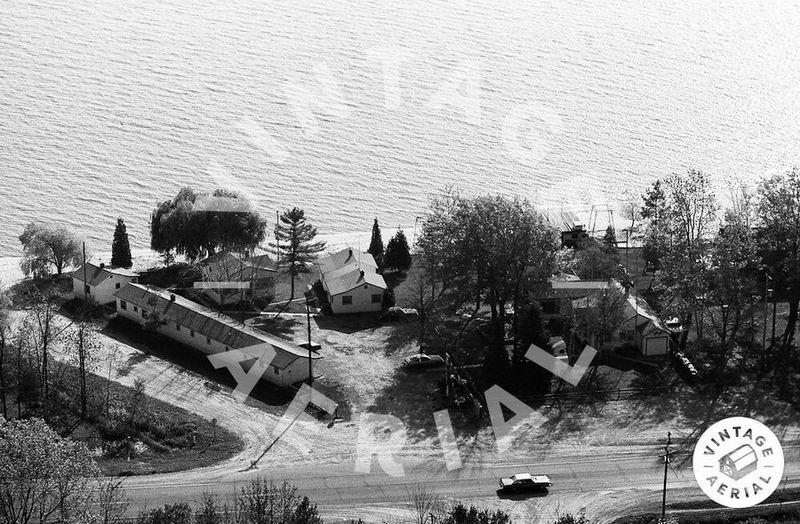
[[661, 431, 672, 522], [762, 273, 771, 371], [275, 210, 281, 262], [306, 294, 313, 387]]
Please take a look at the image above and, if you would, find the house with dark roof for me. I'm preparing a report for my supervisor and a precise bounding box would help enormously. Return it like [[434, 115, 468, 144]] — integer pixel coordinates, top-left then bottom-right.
[[71, 262, 139, 305], [622, 294, 671, 357], [534, 276, 670, 357], [316, 248, 386, 314], [197, 252, 277, 306], [113, 283, 320, 387]]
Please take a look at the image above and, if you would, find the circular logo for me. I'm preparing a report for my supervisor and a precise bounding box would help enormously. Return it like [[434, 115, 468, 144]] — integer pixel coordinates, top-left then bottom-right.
[[693, 417, 784, 508]]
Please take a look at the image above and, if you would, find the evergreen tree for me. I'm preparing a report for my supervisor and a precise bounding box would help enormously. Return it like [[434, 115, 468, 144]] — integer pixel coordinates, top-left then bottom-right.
[[271, 208, 325, 299], [111, 218, 133, 268], [384, 229, 412, 272], [602, 225, 617, 251], [367, 218, 384, 266]]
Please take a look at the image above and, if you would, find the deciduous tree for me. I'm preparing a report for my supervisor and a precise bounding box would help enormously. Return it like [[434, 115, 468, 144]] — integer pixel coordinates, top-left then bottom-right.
[[0, 287, 10, 419], [19, 222, 82, 277], [757, 167, 800, 382], [417, 193, 559, 356], [652, 170, 719, 351], [0, 417, 100, 523]]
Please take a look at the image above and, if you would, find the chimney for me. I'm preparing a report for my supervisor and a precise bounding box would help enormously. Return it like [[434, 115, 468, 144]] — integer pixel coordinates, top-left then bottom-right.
[[170, 294, 176, 302]]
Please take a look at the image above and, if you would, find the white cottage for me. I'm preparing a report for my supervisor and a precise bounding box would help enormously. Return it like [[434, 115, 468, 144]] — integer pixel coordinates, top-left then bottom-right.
[[622, 294, 671, 357], [71, 263, 139, 305], [113, 283, 321, 387], [316, 248, 387, 314]]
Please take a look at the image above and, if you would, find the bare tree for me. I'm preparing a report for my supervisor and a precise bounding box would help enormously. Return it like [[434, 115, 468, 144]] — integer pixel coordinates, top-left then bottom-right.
[[0, 286, 11, 418], [87, 478, 130, 524], [406, 484, 447, 524]]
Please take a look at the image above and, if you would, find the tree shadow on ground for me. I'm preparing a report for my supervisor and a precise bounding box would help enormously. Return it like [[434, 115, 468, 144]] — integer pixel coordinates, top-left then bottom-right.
[[367, 368, 478, 445], [117, 351, 151, 377], [379, 321, 419, 356], [249, 316, 298, 337], [101, 317, 293, 408], [314, 313, 381, 334]]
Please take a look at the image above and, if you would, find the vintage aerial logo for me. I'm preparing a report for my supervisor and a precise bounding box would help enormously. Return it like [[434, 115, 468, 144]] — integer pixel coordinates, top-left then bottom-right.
[[693, 416, 784, 508]]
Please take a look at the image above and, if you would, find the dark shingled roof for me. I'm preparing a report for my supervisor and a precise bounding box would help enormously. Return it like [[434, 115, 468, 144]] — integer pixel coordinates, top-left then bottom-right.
[[114, 283, 319, 369], [71, 263, 139, 287]]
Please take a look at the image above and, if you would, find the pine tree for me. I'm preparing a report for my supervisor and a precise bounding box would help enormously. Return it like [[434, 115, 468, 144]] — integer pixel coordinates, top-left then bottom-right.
[[367, 218, 384, 266], [602, 225, 618, 254], [384, 229, 412, 272], [111, 218, 133, 268], [271, 208, 325, 299]]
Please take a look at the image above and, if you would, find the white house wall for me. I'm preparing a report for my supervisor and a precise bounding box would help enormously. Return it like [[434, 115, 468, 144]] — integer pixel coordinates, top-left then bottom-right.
[[330, 283, 384, 314], [114, 298, 310, 387], [76, 274, 138, 305]]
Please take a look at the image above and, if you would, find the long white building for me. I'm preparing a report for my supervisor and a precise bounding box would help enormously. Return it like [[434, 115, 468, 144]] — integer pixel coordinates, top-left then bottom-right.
[[113, 283, 320, 387]]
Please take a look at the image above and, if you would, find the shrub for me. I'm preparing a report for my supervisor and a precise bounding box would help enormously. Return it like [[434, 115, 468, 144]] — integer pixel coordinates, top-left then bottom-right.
[[137, 503, 193, 524]]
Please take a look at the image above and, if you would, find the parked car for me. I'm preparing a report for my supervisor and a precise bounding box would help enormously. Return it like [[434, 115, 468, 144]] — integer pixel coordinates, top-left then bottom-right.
[[379, 307, 419, 322], [498, 473, 551, 493], [402, 353, 445, 369], [665, 317, 684, 335]]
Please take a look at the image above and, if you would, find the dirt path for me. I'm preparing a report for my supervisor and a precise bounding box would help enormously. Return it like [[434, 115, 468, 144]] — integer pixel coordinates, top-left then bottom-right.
[[47, 315, 371, 480]]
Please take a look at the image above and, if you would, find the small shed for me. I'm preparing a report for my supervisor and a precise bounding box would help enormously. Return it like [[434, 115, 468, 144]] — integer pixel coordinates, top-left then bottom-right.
[[623, 294, 670, 357]]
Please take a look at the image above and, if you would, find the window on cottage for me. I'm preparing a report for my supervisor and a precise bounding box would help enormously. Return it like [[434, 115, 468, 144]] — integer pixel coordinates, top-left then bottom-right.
[[120, 300, 127, 310], [190, 330, 195, 338], [206, 337, 211, 345], [176, 323, 180, 331], [142, 309, 147, 318], [133, 306, 138, 312], [273, 365, 280, 374], [371, 293, 382, 304], [84, 284, 90, 294], [115, 282, 121, 289], [342, 295, 353, 305]]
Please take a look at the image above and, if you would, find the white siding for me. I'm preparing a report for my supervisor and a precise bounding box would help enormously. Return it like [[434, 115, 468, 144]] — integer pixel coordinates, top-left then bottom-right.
[[114, 298, 311, 387], [76, 274, 138, 304], [330, 283, 384, 314]]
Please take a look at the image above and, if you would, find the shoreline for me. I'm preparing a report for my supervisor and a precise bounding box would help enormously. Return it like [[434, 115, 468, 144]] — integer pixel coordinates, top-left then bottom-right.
[[0, 228, 420, 288]]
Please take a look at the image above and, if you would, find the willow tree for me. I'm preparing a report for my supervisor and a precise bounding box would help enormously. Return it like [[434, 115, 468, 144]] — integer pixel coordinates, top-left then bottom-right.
[[150, 188, 267, 262]]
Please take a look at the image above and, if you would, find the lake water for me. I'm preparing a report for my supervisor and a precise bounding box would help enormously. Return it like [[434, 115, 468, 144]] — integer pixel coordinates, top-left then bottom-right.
[[2, 0, 799, 255]]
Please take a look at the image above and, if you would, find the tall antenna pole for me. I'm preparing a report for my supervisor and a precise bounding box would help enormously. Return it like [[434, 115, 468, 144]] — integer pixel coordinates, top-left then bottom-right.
[[661, 431, 671, 522], [82, 242, 88, 302]]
